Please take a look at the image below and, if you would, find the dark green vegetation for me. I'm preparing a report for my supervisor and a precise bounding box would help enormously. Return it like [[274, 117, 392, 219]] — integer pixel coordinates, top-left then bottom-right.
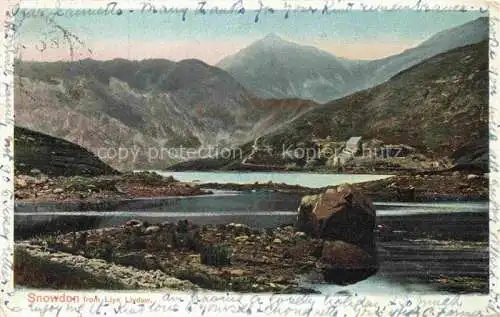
[[14, 126, 118, 177]]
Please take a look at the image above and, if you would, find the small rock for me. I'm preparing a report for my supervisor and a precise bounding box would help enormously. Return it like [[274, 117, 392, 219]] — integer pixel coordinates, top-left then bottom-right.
[[234, 235, 249, 243], [294, 232, 307, 239], [15, 178, 28, 188], [30, 168, 41, 175], [34, 176, 49, 185], [144, 226, 161, 234], [125, 219, 143, 227], [452, 171, 461, 177], [228, 223, 247, 229], [53, 188, 64, 194], [221, 268, 249, 277], [273, 238, 282, 244], [14, 192, 29, 199], [467, 174, 480, 180]]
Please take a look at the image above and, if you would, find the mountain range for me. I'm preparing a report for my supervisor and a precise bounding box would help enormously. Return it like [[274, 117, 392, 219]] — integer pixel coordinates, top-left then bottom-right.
[[15, 58, 315, 169], [218, 17, 488, 103], [14, 17, 489, 171]]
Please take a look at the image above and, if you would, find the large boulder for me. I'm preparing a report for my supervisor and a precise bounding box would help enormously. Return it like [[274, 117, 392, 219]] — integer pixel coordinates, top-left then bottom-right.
[[311, 184, 376, 253], [316, 240, 378, 285], [296, 194, 320, 235]]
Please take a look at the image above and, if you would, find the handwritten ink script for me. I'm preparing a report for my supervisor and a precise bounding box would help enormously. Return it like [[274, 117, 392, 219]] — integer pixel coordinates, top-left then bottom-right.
[[22, 293, 493, 317], [6, 0, 490, 64], [488, 12, 500, 315], [0, 2, 17, 317], [8, 0, 489, 22]]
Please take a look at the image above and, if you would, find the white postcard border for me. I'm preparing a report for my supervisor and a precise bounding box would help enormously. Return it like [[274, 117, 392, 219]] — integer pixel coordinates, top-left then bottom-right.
[[0, 0, 498, 316]]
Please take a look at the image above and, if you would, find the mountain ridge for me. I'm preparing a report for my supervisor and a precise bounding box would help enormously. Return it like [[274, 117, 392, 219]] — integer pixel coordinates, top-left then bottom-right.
[[217, 17, 488, 103], [15, 58, 318, 170]]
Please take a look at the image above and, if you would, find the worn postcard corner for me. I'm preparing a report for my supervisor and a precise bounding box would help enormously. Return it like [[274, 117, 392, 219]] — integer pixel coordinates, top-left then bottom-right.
[[0, 0, 499, 316]]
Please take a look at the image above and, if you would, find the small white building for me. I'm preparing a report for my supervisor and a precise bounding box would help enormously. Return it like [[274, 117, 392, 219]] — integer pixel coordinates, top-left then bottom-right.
[[345, 136, 362, 155]]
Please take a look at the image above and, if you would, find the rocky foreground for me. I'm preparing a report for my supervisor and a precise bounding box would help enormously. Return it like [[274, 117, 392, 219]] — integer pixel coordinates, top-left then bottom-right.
[[14, 170, 211, 203], [16, 221, 325, 293], [15, 185, 380, 293], [14, 184, 488, 294]]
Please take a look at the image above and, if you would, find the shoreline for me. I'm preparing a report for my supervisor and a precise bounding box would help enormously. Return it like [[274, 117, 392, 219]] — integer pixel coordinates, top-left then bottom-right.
[[14, 171, 213, 205], [14, 170, 489, 205]]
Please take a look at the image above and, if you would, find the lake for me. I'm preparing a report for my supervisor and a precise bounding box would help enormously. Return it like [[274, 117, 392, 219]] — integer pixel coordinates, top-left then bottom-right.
[[153, 171, 393, 188]]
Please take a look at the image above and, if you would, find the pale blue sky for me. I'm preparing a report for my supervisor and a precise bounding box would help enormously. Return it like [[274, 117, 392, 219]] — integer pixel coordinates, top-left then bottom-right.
[[17, 10, 487, 63]]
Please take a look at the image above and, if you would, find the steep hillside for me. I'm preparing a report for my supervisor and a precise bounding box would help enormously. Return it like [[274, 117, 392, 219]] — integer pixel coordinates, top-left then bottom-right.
[[352, 17, 488, 90], [258, 41, 488, 168], [15, 58, 317, 170], [14, 126, 118, 177]]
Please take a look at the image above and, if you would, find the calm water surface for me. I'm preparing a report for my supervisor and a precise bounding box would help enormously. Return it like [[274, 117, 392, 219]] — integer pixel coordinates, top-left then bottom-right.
[[154, 171, 392, 188]]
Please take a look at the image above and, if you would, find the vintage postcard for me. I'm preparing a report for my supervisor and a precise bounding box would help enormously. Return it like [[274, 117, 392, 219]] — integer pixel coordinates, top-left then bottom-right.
[[0, 0, 499, 316]]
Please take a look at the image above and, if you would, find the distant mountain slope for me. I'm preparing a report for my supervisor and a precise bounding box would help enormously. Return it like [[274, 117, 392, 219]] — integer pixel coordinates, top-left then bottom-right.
[[218, 17, 488, 103], [260, 40, 488, 162], [354, 16, 489, 90], [15, 58, 317, 170], [14, 126, 119, 177], [217, 34, 357, 103]]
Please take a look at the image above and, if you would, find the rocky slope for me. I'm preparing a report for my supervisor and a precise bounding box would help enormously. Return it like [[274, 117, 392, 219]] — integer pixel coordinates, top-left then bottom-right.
[[256, 41, 488, 170], [353, 17, 488, 90], [14, 126, 118, 177], [15, 59, 316, 170]]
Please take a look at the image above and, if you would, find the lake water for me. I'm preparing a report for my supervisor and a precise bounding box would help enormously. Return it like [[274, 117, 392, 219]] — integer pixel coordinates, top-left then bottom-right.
[[14, 172, 489, 295], [154, 171, 393, 188]]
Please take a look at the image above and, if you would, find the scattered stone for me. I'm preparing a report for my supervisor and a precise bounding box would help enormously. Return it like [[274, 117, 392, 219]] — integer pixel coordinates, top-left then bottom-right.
[[30, 168, 42, 175], [52, 188, 64, 194], [294, 232, 307, 239], [220, 268, 249, 277], [34, 176, 49, 185], [234, 235, 249, 243], [273, 238, 282, 244], [467, 174, 481, 180], [125, 219, 143, 227], [144, 226, 161, 234], [15, 178, 28, 188]]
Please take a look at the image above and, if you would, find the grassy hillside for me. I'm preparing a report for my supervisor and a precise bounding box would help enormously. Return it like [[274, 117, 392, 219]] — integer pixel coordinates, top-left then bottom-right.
[[15, 126, 119, 176]]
